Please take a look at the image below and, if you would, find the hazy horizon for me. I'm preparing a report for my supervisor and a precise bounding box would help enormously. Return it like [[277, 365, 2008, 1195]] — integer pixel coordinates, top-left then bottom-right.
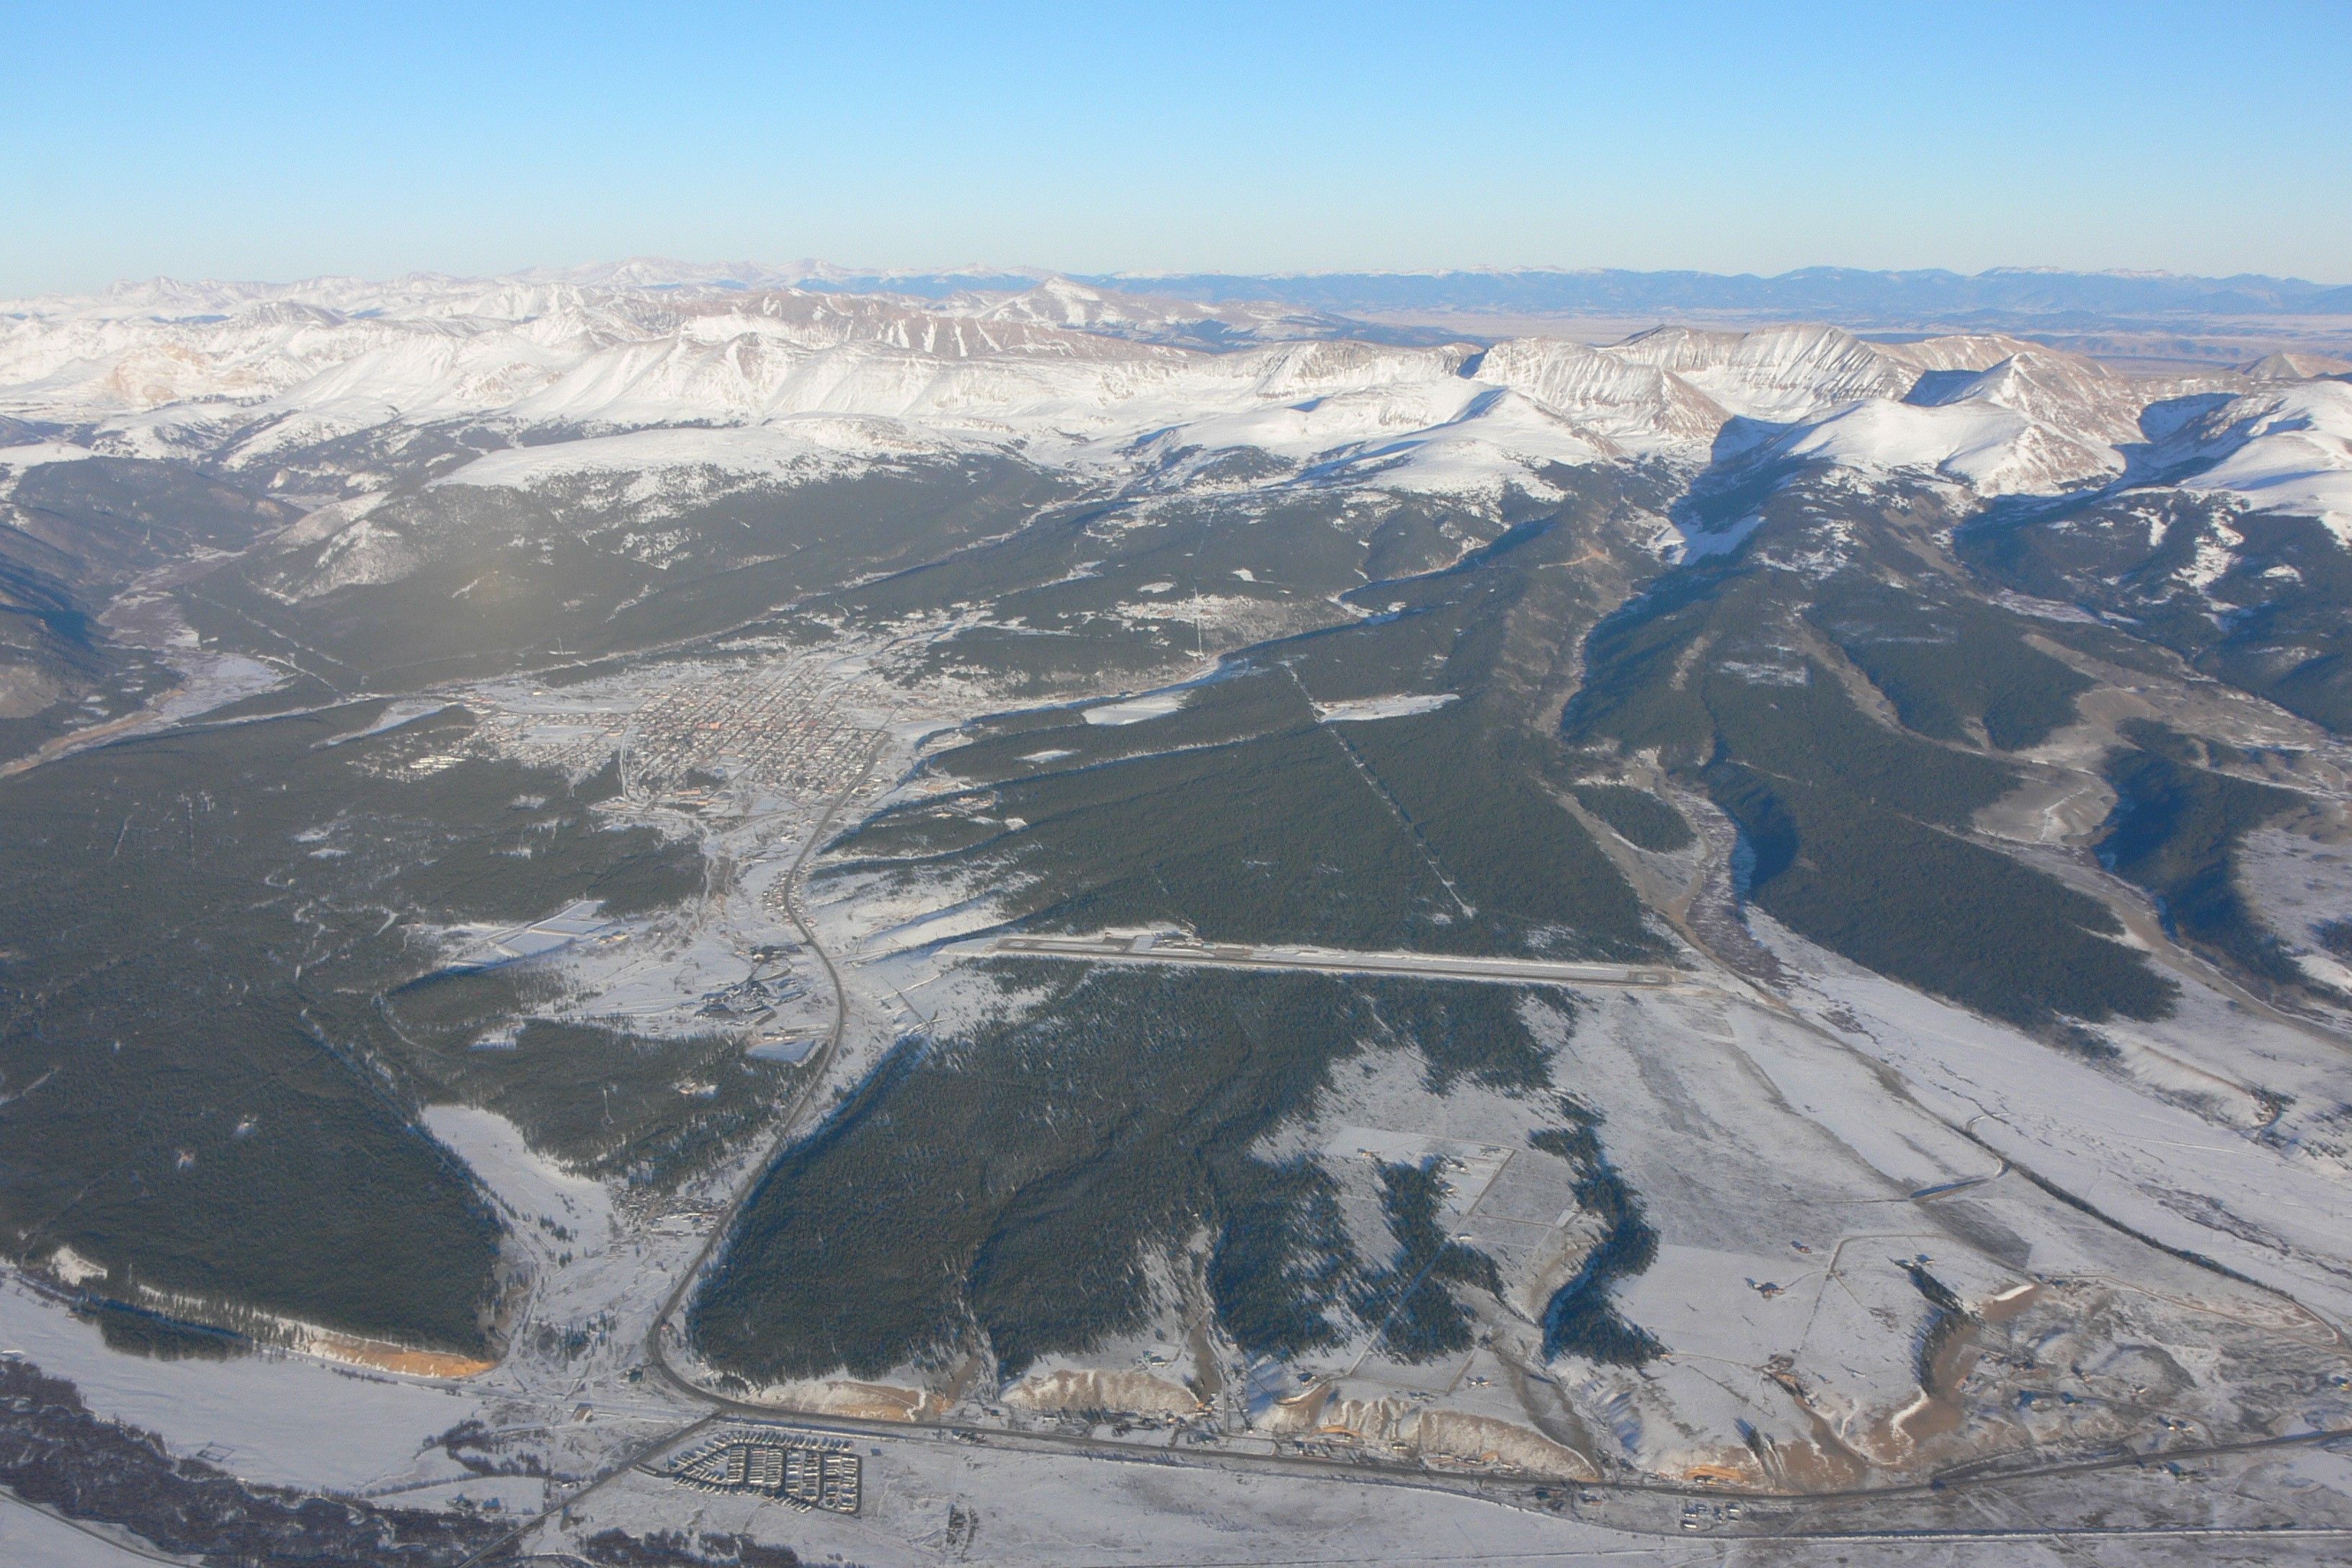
[[16, 258, 2352, 295]]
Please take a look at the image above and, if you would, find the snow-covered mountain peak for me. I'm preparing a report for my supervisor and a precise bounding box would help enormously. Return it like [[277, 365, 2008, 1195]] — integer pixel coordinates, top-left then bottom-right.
[[1479, 338, 1729, 448], [1902, 349, 2151, 449], [2244, 350, 2352, 382], [1606, 321, 1914, 421], [957, 277, 1362, 348], [973, 276, 1127, 327], [2168, 380, 2352, 540]]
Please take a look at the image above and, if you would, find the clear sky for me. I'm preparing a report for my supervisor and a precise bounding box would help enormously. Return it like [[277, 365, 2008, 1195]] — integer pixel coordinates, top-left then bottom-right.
[[4, 0, 2347, 294]]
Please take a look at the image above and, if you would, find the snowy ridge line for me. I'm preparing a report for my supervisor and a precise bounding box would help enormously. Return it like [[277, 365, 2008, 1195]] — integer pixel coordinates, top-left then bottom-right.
[[4, 271, 2344, 519]]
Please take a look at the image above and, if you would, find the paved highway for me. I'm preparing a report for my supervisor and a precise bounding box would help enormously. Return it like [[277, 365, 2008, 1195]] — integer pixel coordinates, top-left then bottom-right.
[[972, 934, 1696, 990], [460, 740, 884, 1568]]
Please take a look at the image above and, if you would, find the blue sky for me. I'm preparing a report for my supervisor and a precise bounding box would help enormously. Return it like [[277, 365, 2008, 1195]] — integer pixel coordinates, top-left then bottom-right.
[[4, 1, 2346, 292]]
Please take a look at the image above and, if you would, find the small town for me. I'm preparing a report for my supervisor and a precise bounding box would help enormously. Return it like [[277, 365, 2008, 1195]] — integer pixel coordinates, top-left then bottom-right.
[[471, 656, 883, 801]]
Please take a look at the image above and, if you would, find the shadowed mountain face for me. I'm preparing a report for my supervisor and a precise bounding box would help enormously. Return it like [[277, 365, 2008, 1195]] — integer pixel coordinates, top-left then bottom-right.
[[3, 276, 2351, 1502]]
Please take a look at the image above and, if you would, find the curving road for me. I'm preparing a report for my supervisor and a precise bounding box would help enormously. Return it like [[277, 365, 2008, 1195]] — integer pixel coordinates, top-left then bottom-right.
[[645, 733, 890, 1378], [458, 737, 887, 1567]]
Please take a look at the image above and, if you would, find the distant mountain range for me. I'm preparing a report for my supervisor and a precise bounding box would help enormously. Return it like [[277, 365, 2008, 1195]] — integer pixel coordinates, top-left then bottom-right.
[[32, 262, 2348, 332], [504, 261, 2352, 326], [1082, 266, 2352, 324]]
